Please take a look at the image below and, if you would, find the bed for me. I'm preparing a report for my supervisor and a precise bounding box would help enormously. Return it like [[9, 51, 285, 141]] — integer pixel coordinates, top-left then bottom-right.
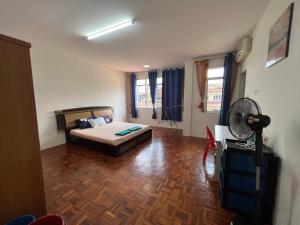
[[55, 106, 152, 156]]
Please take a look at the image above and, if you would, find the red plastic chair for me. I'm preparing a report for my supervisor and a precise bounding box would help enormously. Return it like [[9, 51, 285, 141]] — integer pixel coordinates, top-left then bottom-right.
[[29, 215, 66, 225], [203, 126, 216, 162]]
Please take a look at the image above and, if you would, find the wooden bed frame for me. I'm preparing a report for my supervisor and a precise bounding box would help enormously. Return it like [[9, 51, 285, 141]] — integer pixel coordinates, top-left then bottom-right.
[[55, 106, 152, 156]]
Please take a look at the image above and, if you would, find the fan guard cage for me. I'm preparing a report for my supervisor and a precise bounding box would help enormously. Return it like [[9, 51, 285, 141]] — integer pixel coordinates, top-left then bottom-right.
[[227, 98, 261, 140]]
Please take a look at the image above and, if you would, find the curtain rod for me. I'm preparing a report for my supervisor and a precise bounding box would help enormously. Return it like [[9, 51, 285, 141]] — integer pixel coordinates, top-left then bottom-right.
[[192, 53, 228, 62], [132, 65, 184, 74], [159, 65, 184, 70]]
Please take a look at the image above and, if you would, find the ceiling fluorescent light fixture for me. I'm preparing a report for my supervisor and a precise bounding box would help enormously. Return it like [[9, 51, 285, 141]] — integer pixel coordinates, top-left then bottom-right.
[[143, 65, 150, 68], [87, 19, 135, 40]]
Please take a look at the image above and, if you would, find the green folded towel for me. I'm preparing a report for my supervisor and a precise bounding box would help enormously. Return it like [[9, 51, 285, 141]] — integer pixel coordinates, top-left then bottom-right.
[[115, 126, 142, 136], [128, 126, 142, 131], [115, 130, 132, 136]]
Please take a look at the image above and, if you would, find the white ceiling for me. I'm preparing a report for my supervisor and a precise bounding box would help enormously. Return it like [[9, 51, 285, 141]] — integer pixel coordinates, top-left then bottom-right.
[[4, 0, 270, 72]]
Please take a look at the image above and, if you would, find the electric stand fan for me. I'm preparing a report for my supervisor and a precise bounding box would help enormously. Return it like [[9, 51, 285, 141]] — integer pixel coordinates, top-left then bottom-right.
[[227, 98, 271, 225]]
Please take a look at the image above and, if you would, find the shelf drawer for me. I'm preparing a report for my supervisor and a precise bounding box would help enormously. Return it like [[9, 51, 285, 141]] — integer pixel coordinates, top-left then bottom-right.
[[223, 151, 268, 175], [227, 172, 266, 194], [227, 191, 254, 214]]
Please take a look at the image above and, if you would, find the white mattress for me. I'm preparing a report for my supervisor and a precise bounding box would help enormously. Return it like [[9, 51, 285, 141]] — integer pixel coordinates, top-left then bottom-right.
[[70, 121, 151, 146]]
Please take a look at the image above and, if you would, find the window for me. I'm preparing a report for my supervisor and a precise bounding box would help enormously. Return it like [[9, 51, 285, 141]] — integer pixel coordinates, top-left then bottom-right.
[[206, 67, 224, 112], [156, 77, 163, 107], [136, 77, 162, 108]]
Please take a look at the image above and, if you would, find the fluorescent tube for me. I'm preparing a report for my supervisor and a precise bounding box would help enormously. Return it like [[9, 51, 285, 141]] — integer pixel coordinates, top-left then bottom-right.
[[87, 19, 135, 40]]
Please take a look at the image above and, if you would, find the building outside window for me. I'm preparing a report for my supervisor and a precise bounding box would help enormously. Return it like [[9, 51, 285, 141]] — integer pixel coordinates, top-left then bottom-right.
[[206, 67, 224, 112], [136, 77, 162, 108]]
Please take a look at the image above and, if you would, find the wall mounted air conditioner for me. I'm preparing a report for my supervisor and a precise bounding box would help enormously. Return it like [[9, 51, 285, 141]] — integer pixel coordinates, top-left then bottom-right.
[[235, 37, 252, 63]]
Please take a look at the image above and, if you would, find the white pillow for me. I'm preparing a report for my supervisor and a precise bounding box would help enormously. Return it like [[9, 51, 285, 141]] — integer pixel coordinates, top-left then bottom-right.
[[88, 117, 107, 128]]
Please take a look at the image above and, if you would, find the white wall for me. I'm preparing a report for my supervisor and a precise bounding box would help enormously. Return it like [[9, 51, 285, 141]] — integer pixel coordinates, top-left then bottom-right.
[[241, 0, 300, 224], [128, 71, 183, 129], [33, 53, 126, 150], [182, 62, 194, 136], [0, 6, 127, 150]]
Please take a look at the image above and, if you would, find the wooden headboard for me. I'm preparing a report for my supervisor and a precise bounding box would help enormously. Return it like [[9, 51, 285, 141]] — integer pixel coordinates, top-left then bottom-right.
[[55, 106, 113, 130]]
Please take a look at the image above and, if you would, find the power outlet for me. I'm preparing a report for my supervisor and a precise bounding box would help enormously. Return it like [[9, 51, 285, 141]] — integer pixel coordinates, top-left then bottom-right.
[[263, 135, 270, 146]]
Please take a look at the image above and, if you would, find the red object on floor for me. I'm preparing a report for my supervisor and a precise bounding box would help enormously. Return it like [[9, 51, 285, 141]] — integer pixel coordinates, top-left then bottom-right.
[[29, 215, 65, 225], [202, 126, 216, 162]]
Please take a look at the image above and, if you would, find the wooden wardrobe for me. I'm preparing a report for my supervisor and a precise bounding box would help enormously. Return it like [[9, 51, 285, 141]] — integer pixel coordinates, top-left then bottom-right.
[[0, 34, 46, 223]]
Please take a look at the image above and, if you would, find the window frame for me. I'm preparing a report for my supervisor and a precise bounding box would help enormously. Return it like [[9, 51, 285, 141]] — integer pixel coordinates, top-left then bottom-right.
[[136, 76, 163, 109], [156, 77, 163, 108], [136, 78, 149, 108], [205, 68, 224, 113]]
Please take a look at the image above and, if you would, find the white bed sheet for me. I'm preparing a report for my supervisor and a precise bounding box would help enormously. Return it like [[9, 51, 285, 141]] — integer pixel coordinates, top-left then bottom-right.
[[70, 121, 151, 146]]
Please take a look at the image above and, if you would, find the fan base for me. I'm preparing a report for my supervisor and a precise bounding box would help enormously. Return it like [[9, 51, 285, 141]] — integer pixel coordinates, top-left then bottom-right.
[[230, 215, 259, 225]]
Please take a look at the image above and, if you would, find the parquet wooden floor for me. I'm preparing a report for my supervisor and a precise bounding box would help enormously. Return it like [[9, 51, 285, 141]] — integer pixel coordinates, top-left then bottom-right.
[[42, 127, 235, 225]]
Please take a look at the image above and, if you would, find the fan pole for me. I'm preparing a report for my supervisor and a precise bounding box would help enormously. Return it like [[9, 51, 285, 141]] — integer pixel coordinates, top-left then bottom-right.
[[227, 98, 271, 225], [254, 131, 263, 225]]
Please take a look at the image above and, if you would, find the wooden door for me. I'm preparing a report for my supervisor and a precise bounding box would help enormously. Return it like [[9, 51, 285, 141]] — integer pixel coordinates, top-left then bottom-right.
[[0, 34, 46, 223]]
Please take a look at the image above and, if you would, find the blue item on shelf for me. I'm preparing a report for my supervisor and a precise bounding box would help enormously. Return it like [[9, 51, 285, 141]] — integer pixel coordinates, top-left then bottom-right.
[[4, 215, 36, 225]]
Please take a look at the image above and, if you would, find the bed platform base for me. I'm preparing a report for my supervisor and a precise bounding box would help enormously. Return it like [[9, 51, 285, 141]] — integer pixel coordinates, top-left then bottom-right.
[[66, 129, 152, 156]]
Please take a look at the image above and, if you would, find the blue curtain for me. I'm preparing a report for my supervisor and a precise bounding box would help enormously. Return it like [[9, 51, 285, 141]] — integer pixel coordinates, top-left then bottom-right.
[[130, 73, 138, 118], [219, 53, 234, 125], [162, 68, 184, 121], [148, 71, 158, 119]]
